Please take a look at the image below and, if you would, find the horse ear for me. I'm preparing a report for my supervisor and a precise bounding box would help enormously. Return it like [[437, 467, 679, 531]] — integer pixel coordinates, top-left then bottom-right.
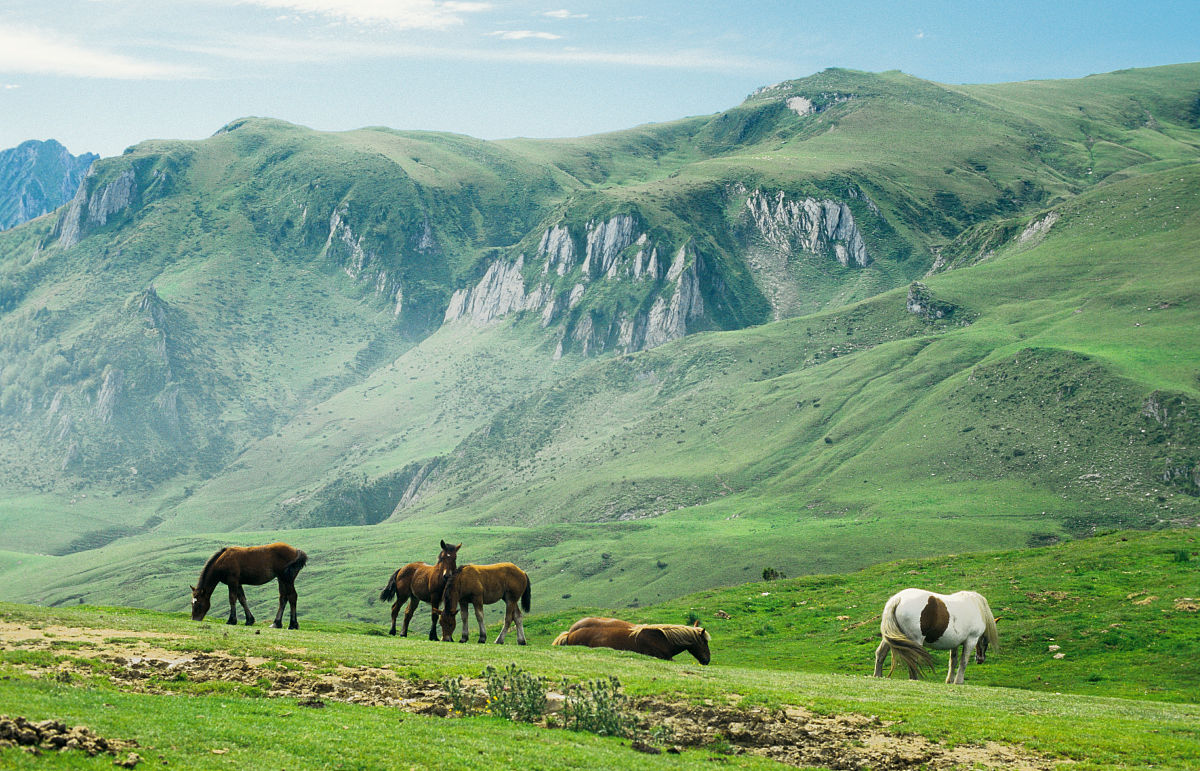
[[692, 619, 700, 627], [190, 585, 196, 592], [440, 539, 448, 550], [454, 542, 462, 551], [993, 617, 1002, 623]]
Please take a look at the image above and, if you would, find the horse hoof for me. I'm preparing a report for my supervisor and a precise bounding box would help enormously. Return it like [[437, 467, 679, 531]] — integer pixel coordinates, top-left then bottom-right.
[[269, 622, 281, 629], [518, 640, 527, 646], [288, 624, 299, 630], [226, 619, 237, 625], [245, 619, 255, 626], [389, 629, 396, 636]]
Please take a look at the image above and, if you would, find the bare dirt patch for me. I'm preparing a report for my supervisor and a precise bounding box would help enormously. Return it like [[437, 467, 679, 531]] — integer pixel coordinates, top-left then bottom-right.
[[0, 714, 140, 766]]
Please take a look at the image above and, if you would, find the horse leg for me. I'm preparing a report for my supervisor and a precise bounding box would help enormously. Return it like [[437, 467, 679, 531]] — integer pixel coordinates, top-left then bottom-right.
[[271, 580, 287, 628], [955, 639, 974, 684], [226, 585, 238, 625], [236, 584, 255, 626], [287, 583, 299, 629], [515, 604, 527, 646], [946, 647, 959, 684], [389, 598, 401, 635], [495, 600, 514, 644], [427, 602, 440, 642], [400, 597, 419, 637], [453, 600, 468, 643], [873, 639, 889, 677], [474, 601, 486, 644]]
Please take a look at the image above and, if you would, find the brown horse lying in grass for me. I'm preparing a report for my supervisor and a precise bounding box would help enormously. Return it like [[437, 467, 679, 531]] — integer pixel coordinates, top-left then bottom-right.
[[191, 542, 307, 628], [552, 617, 711, 664], [379, 541, 460, 640], [439, 563, 530, 644]]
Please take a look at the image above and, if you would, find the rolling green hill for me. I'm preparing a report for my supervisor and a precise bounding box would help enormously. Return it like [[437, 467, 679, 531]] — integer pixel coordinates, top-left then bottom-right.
[[0, 63, 1197, 616]]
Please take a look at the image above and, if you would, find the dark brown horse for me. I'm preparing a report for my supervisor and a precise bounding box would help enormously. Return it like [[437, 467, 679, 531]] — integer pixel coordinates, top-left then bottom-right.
[[379, 541, 460, 640], [552, 617, 711, 664], [439, 563, 530, 644], [190, 542, 307, 629]]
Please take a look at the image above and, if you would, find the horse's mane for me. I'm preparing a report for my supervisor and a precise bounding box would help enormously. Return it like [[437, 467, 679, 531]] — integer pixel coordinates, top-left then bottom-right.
[[967, 591, 999, 651], [632, 623, 709, 647], [197, 547, 228, 589]]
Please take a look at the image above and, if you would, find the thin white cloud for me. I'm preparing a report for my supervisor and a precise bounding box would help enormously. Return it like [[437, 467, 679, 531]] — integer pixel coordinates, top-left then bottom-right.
[[488, 30, 562, 40], [543, 9, 586, 19], [3, 84, 19, 89], [915, 30, 925, 39], [178, 34, 774, 71], [231, 0, 491, 29], [0, 26, 201, 80]]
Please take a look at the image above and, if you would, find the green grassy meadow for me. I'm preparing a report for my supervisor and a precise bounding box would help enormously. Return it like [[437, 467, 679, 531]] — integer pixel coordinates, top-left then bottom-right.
[[2, 530, 1199, 769]]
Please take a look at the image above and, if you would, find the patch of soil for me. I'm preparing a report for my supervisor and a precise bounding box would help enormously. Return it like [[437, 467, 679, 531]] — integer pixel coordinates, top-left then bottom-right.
[[0, 714, 139, 766]]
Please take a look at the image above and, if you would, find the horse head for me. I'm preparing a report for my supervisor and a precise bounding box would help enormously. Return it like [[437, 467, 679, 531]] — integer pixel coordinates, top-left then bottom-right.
[[974, 633, 990, 663], [438, 569, 460, 641], [190, 585, 210, 621], [688, 628, 712, 665], [437, 540, 462, 578]]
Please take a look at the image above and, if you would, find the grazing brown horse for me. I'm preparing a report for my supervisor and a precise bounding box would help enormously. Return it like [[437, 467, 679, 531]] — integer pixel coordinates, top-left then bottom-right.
[[190, 542, 307, 629], [379, 541, 460, 640], [439, 563, 530, 644], [552, 617, 711, 664]]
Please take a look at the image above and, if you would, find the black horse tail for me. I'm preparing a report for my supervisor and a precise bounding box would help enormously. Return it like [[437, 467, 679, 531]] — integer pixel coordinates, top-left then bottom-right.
[[282, 550, 307, 583], [380, 568, 400, 602], [521, 574, 531, 613]]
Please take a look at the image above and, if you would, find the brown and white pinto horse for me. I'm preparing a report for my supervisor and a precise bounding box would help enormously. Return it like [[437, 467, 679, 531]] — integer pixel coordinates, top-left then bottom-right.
[[439, 563, 530, 644], [379, 541, 460, 640], [874, 588, 998, 684], [552, 617, 711, 664], [191, 543, 307, 629]]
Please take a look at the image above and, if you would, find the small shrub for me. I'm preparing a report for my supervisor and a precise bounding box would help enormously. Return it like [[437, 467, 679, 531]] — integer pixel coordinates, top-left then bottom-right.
[[1174, 549, 1191, 563], [685, 610, 701, 625], [761, 567, 786, 581], [442, 674, 477, 716], [562, 675, 632, 737], [484, 664, 546, 723]]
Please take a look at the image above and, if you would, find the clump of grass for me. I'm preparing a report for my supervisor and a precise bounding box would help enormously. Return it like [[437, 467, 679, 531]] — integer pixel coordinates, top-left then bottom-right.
[[561, 675, 632, 737], [484, 664, 546, 723]]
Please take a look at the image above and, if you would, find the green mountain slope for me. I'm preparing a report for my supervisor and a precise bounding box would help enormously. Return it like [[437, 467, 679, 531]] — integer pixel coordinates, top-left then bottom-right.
[[0, 64, 1197, 614]]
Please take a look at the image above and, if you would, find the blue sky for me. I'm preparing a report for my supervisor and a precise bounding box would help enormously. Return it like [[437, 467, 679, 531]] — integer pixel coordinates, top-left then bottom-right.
[[2, 0, 1198, 158]]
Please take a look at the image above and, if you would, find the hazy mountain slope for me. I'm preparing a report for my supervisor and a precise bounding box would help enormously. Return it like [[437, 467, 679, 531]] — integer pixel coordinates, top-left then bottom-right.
[[0, 139, 96, 231]]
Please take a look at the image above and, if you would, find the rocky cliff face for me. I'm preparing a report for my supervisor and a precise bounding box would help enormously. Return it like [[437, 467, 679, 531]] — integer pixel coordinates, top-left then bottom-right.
[[55, 167, 138, 248], [745, 189, 870, 268], [444, 214, 711, 356], [0, 140, 97, 231]]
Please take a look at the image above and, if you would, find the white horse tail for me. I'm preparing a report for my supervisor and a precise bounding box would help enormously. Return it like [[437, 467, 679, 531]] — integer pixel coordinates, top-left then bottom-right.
[[880, 594, 935, 678]]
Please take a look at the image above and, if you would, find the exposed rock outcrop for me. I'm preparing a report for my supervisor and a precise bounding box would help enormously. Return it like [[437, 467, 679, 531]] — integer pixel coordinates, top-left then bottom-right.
[[905, 281, 959, 321], [746, 190, 870, 267], [446, 214, 711, 356], [56, 168, 137, 248], [95, 368, 123, 424]]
